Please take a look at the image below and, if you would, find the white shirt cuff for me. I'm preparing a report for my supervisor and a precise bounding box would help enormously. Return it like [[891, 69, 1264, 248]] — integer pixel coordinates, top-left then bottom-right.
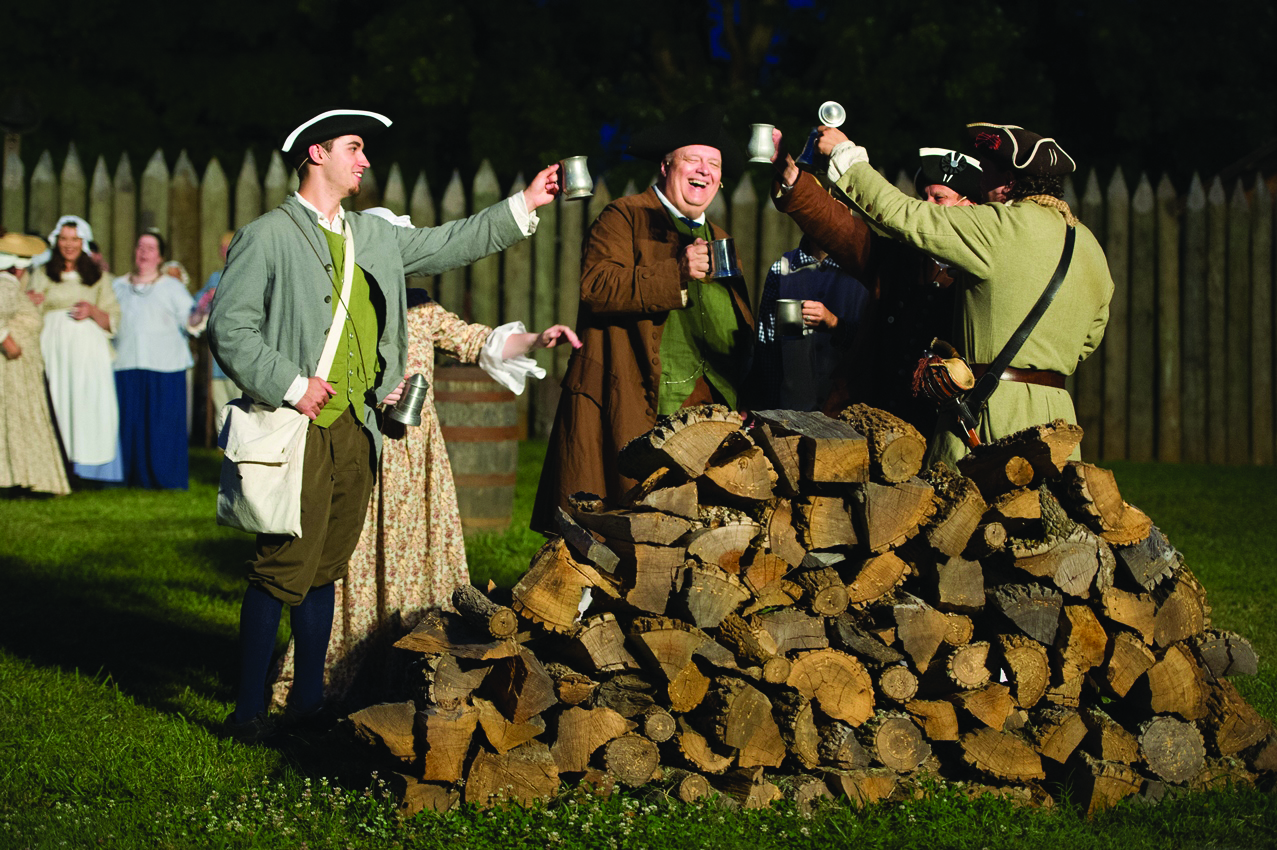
[[0, 328, 9, 345], [479, 321, 546, 395], [827, 141, 870, 183], [508, 193, 539, 236], [283, 374, 309, 406]]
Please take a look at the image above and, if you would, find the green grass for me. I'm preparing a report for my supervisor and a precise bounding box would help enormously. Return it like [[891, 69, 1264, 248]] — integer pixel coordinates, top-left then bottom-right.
[[0, 448, 1274, 849]]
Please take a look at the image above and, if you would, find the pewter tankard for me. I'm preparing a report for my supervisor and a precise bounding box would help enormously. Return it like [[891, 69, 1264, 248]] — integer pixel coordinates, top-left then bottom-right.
[[707, 238, 742, 279], [388, 373, 430, 426], [560, 156, 593, 201], [795, 101, 847, 172]]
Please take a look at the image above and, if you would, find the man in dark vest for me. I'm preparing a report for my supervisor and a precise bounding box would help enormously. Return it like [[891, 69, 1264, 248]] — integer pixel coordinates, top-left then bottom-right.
[[532, 105, 754, 533], [211, 108, 560, 738]]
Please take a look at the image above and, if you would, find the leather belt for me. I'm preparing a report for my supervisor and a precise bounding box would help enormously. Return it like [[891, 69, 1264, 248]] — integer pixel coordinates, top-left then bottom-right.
[[971, 364, 1066, 389]]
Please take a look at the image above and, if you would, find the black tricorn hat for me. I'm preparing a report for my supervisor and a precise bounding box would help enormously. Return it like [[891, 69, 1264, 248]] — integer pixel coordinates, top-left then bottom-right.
[[914, 148, 983, 200], [627, 104, 743, 175], [282, 109, 392, 154], [967, 123, 1075, 176]]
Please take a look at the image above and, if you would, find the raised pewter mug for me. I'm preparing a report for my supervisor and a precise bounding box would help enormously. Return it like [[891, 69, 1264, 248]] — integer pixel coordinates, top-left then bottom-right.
[[748, 123, 776, 163], [560, 156, 593, 201]]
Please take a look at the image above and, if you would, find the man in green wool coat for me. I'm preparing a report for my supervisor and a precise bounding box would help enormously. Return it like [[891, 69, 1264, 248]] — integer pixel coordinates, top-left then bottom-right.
[[810, 121, 1114, 468], [210, 108, 561, 739]]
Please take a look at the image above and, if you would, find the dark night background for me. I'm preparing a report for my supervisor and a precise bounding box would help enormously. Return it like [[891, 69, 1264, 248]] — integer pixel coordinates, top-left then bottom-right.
[[5, 0, 1276, 192]]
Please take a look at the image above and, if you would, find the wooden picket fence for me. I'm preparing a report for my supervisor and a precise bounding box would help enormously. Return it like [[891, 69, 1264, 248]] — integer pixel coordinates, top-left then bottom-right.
[[2, 144, 1273, 464]]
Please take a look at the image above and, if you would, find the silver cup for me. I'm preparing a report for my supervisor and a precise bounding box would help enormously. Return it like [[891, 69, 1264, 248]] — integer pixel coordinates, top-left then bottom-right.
[[748, 123, 776, 163], [818, 101, 847, 128], [707, 238, 742, 279], [796, 100, 847, 172], [775, 299, 806, 336], [560, 156, 593, 201], [388, 373, 430, 426]]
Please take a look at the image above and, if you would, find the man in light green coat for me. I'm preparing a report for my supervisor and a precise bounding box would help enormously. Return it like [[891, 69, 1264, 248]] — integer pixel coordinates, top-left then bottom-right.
[[210, 108, 561, 738], [811, 122, 1113, 467]]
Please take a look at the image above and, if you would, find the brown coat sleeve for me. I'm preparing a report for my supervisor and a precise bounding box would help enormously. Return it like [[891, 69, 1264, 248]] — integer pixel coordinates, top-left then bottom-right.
[[772, 172, 873, 281]]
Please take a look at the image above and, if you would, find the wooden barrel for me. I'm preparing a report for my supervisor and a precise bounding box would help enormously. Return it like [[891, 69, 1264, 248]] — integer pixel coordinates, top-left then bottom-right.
[[435, 365, 518, 535]]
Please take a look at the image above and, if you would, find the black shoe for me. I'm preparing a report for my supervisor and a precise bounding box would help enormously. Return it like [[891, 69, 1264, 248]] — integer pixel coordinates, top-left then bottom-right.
[[283, 702, 340, 739], [222, 711, 276, 744]]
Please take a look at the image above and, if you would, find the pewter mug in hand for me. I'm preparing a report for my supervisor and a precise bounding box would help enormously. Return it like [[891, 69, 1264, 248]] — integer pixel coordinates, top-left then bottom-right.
[[560, 156, 593, 201]]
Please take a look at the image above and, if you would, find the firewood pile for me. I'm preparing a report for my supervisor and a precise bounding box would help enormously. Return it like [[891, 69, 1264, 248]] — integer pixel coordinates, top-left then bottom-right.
[[346, 405, 1276, 816]]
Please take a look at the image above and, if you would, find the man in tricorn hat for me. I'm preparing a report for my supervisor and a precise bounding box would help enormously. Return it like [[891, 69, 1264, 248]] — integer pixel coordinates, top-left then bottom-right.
[[810, 122, 1113, 467], [531, 105, 754, 532], [210, 108, 562, 738]]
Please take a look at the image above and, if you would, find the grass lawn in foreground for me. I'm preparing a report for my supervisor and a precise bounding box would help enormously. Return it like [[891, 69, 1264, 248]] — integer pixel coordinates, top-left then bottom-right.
[[0, 444, 1273, 849]]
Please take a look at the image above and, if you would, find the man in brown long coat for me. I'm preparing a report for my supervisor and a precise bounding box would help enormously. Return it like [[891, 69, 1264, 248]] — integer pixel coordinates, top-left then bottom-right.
[[532, 105, 754, 533]]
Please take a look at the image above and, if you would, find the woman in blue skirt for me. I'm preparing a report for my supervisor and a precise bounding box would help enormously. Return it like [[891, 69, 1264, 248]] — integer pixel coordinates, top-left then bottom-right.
[[112, 229, 197, 489]]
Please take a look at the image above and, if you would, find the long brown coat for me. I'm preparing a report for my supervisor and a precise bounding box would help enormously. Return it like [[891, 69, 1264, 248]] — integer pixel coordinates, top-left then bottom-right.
[[531, 188, 754, 533]]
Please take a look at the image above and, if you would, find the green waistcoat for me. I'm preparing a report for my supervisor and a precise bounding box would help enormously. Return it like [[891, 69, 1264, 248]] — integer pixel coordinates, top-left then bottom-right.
[[315, 226, 379, 428], [657, 213, 742, 414]]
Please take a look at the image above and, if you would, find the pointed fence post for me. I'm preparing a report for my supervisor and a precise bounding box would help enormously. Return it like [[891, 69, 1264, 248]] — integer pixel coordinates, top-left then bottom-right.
[[89, 157, 112, 264], [112, 154, 137, 274], [200, 158, 230, 293], [28, 151, 58, 239], [1128, 174, 1156, 461], [1251, 175, 1273, 465], [234, 151, 261, 229], [59, 143, 87, 218], [1205, 176, 1228, 463], [263, 151, 289, 212], [504, 172, 534, 435], [1181, 174, 1208, 463], [438, 170, 467, 315], [1102, 168, 1130, 460], [409, 170, 437, 299], [1155, 175, 1181, 462], [1075, 170, 1106, 457], [140, 149, 170, 235], [530, 177, 560, 437], [730, 176, 760, 310], [354, 166, 380, 211], [2, 151, 24, 235], [1225, 180, 1251, 465], [469, 161, 502, 328], [382, 163, 407, 216], [170, 152, 201, 288]]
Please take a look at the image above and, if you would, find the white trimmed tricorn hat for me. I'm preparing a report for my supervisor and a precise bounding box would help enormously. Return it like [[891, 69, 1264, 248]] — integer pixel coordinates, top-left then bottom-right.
[[966, 123, 1075, 176], [281, 109, 392, 154], [914, 148, 983, 199]]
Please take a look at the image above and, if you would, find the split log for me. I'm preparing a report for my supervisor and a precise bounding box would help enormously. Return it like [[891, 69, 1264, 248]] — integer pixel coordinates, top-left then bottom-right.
[[846, 551, 911, 607], [1082, 708, 1140, 764], [995, 635, 1050, 709], [1201, 679, 1272, 755], [422, 653, 490, 709], [948, 684, 1015, 730], [836, 404, 927, 483], [794, 566, 850, 616], [685, 523, 758, 574], [783, 773, 836, 815], [1190, 757, 1257, 792], [957, 420, 1083, 499], [545, 664, 597, 706], [707, 677, 786, 768], [752, 423, 803, 495], [944, 641, 992, 690], [794, 496, 857, 550], [1145, 643, 1208, 721], [826, 768, 899, 807], [348, 701, 417, 762], [575, 509, 694, 546], [677, 565, 750, 629], [754, 608, 829, 654], [1153, 571, 1210, 648], [621, 469, 699, 519], [773, 690, 821, 769], [591, 674, 655, 718], [787, 648, 876, 726], [987, 488, 1041, 535], [661, 768, 712, 801], [464, 742, 560, 807], [893, 596, 950, 673], [1100, 587, 1156, 645], [965, 522, 1008, 559], [1190, 630, 1260, 679], [453, 584, 519, 640], [740, 549, 791, 596], [753, 409, 870, 484], [818, 721, 872, 768], [716, 612, 792, 684], [1097, 649, 1143, 718], [638, 706, 676, 743], [943, 613, 975, 647], [761, 500, 807, 567], [1054, 604, 1108, 677], [417, 704, 480, 782], [628, 617, 712, 713], [671, 716, 733, 775], [1138, 716, 1206, 783], [1247, 732, 1277, 773], [1010, 536, 1106, 599], [989, 583, 1063, 645], [474, 696, 546, 754], [618, 404, 741, 480], [877, 665, 920, 703], [391, 775, 459, 816], [556, 507, 620, 574], [568, 613, 640, 674], [1073, 753, 1142, 814], [959, 728, 1046, 781], [512, 539, 618, 632], [703, 445, 777, 503], [613, 541, 686, 614], [602, 733, 660, 786], [710, 765, 783, 809], [1032, 708, 1087, 764], [852, 478, 934, 552], [1113, 525, 1177, 591], [394, 610, 521, 660], [905, 699, 961, 741], [920, 466, 987, 557], [1056, 461, 1153, 545], [860, 711, 931, 772], [479, 648, 558, 725], [828, 614, 906, 666], [918, 555, 984, 614]]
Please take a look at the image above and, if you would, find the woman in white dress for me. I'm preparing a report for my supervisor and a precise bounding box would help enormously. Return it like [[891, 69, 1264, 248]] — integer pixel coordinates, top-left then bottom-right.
[[25, 215, 122, 483]]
